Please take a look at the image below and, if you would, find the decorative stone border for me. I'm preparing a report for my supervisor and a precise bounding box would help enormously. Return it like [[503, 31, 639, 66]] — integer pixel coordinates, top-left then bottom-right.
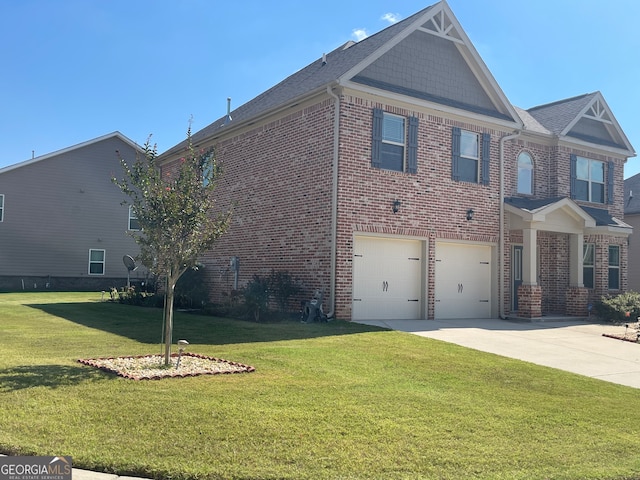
[[602, 333, 639, 344], [78, 353, 255, 380]]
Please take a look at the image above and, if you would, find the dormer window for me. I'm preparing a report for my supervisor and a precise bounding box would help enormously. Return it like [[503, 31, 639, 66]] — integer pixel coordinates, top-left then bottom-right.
[[517, 152, 533, 195]]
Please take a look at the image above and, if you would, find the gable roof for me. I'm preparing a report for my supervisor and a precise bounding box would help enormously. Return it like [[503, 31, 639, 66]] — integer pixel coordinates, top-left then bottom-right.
[[527, 92, 635, 155], [0, 131, 141, 175], [162, 2, 634, 160], [505, 196, 595, 227], [505, 195, 631, 232], [162, 0, 522, 158]]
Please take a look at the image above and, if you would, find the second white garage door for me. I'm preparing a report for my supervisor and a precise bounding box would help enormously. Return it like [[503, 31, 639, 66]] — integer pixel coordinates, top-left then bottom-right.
[[352, 236, 423, 320], [435, 242, 492, 319]]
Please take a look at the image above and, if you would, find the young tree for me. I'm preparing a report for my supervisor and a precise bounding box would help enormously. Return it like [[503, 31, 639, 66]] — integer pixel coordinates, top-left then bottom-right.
[[113, 129, 231, 365]]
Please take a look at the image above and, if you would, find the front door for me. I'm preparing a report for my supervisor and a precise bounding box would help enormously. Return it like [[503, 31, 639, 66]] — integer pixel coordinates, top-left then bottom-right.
[[512, 245, 523, 312]]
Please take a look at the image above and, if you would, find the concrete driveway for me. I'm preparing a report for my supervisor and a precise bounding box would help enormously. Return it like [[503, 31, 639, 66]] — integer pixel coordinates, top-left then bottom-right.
[[354, 318, 640, 389]]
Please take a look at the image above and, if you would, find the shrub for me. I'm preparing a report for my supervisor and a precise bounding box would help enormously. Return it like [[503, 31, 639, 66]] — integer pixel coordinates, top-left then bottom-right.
[[594, 291, 640, 323], [175, 265, 209, 309], [242, 275, 271, 322], [269, 270, 302, 313], [112, 286, 159, 307]]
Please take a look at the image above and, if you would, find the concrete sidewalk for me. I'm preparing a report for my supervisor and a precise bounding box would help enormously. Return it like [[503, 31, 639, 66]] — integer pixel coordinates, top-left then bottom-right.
[[355, 318, 640, 389]]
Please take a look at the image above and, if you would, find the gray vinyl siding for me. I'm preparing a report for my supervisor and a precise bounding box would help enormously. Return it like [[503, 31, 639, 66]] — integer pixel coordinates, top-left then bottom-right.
[[0, 136, 143, 281]]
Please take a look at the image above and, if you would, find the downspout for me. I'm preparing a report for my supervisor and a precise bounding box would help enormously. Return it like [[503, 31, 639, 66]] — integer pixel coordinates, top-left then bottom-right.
[[326, 83, 340, 318], [499, 130, 521, 319]]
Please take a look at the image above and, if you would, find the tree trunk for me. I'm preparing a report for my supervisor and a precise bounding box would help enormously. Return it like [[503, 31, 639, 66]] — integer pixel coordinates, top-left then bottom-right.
[[163, 272, 176, 366]]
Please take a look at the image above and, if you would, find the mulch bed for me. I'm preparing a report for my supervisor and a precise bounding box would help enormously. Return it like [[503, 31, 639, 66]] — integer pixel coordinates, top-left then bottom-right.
[[78, 353, 255, 380]]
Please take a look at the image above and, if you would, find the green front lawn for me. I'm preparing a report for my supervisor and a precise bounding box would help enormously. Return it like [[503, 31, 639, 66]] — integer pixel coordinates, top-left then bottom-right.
[[1, 292, 639, 480]]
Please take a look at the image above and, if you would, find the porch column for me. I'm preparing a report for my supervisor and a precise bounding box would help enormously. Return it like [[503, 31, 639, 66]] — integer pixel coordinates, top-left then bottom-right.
[[567, 233, 589, 316], [522, 227, 537, 285], [569, 233, 584, 287], [518, 227, 542, 318]]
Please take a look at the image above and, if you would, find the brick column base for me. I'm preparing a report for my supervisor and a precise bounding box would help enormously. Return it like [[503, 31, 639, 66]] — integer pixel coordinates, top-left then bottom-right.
[[566, 287, 589, 316], [517, 284, 542, 318]]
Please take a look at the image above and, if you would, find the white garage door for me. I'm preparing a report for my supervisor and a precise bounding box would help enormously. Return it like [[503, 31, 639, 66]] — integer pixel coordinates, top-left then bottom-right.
[[435, 242, 492, 319], [352, 236, 423, 320]]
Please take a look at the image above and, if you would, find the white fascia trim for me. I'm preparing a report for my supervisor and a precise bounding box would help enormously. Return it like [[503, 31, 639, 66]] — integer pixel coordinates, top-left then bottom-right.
[[343, 81, 521, 130], [584, 225, 632, 236], [557, 136, 634, 158]]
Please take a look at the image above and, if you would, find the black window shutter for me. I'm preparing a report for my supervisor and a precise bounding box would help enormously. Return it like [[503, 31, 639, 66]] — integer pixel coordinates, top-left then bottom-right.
[[451, 127, 461, 181], [607, 161, 615, 204], [570, 154, 577, 199], [407, 116, 419, 174], [481, 132, 491, 185], [371, 108, 383, 168]]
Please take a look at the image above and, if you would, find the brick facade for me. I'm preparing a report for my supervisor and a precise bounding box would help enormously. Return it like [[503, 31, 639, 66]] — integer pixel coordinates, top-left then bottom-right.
[[517, 284, 542, 318], [161, 89, 630, 320], [157, 3, 632, 321]]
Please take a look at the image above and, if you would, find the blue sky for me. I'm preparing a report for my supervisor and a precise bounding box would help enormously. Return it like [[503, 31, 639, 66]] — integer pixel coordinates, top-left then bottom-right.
[[1, 0, 639, 176]]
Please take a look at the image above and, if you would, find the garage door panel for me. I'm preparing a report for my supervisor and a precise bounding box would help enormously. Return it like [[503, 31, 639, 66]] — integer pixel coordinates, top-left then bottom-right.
[[435, 243, 492, 319], [352, 237, 422, 320]]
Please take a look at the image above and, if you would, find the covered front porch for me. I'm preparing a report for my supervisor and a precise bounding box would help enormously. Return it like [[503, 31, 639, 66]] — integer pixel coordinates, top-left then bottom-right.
[[505, 197, 631, 318]]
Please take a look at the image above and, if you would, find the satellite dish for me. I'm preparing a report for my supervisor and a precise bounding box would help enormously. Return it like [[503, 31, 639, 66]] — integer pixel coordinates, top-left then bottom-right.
[[123, 255, 137, 272], [123, 255, 137, 288]]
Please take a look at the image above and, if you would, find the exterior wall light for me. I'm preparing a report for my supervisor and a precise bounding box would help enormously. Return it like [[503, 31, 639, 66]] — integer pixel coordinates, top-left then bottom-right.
[[466, 208, 474, 221], [392, 199, 402, 214]]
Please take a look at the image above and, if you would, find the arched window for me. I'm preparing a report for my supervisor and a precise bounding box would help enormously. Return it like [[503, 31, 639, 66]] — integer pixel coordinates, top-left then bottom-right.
[[517, 152, 533, 195]]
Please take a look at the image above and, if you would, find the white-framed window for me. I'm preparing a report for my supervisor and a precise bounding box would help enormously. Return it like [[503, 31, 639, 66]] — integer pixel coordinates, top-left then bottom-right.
[[89, 249, 105, 275], [517, 152, 533, 195], [128, 205, 140, 231], [201, 152, 214, 187], [459, 130, 479, 183], [608, 245, 620, 290], [575, 156, 605, 203], [0, 194, 4, 222], [381, 113, 406, 171], [452, 127, 490, 185], [583, 243, 595, 289], [371, 108, 419, 174]]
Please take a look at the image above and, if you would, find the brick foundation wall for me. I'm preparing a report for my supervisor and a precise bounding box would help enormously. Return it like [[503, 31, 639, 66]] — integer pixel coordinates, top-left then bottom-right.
[[517, 284, 542, 318], [566, 287, 589, 316]]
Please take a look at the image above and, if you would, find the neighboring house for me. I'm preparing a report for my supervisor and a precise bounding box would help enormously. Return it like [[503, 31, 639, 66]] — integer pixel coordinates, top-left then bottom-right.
[[160, 1, 635, 320], [0, 132, 147, 291], [624, 174, 640, 291]]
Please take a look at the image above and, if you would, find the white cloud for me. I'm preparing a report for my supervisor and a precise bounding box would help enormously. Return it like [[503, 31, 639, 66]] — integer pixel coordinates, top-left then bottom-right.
[[352, 28, 368, 41], [381, 12, 401, 24]]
